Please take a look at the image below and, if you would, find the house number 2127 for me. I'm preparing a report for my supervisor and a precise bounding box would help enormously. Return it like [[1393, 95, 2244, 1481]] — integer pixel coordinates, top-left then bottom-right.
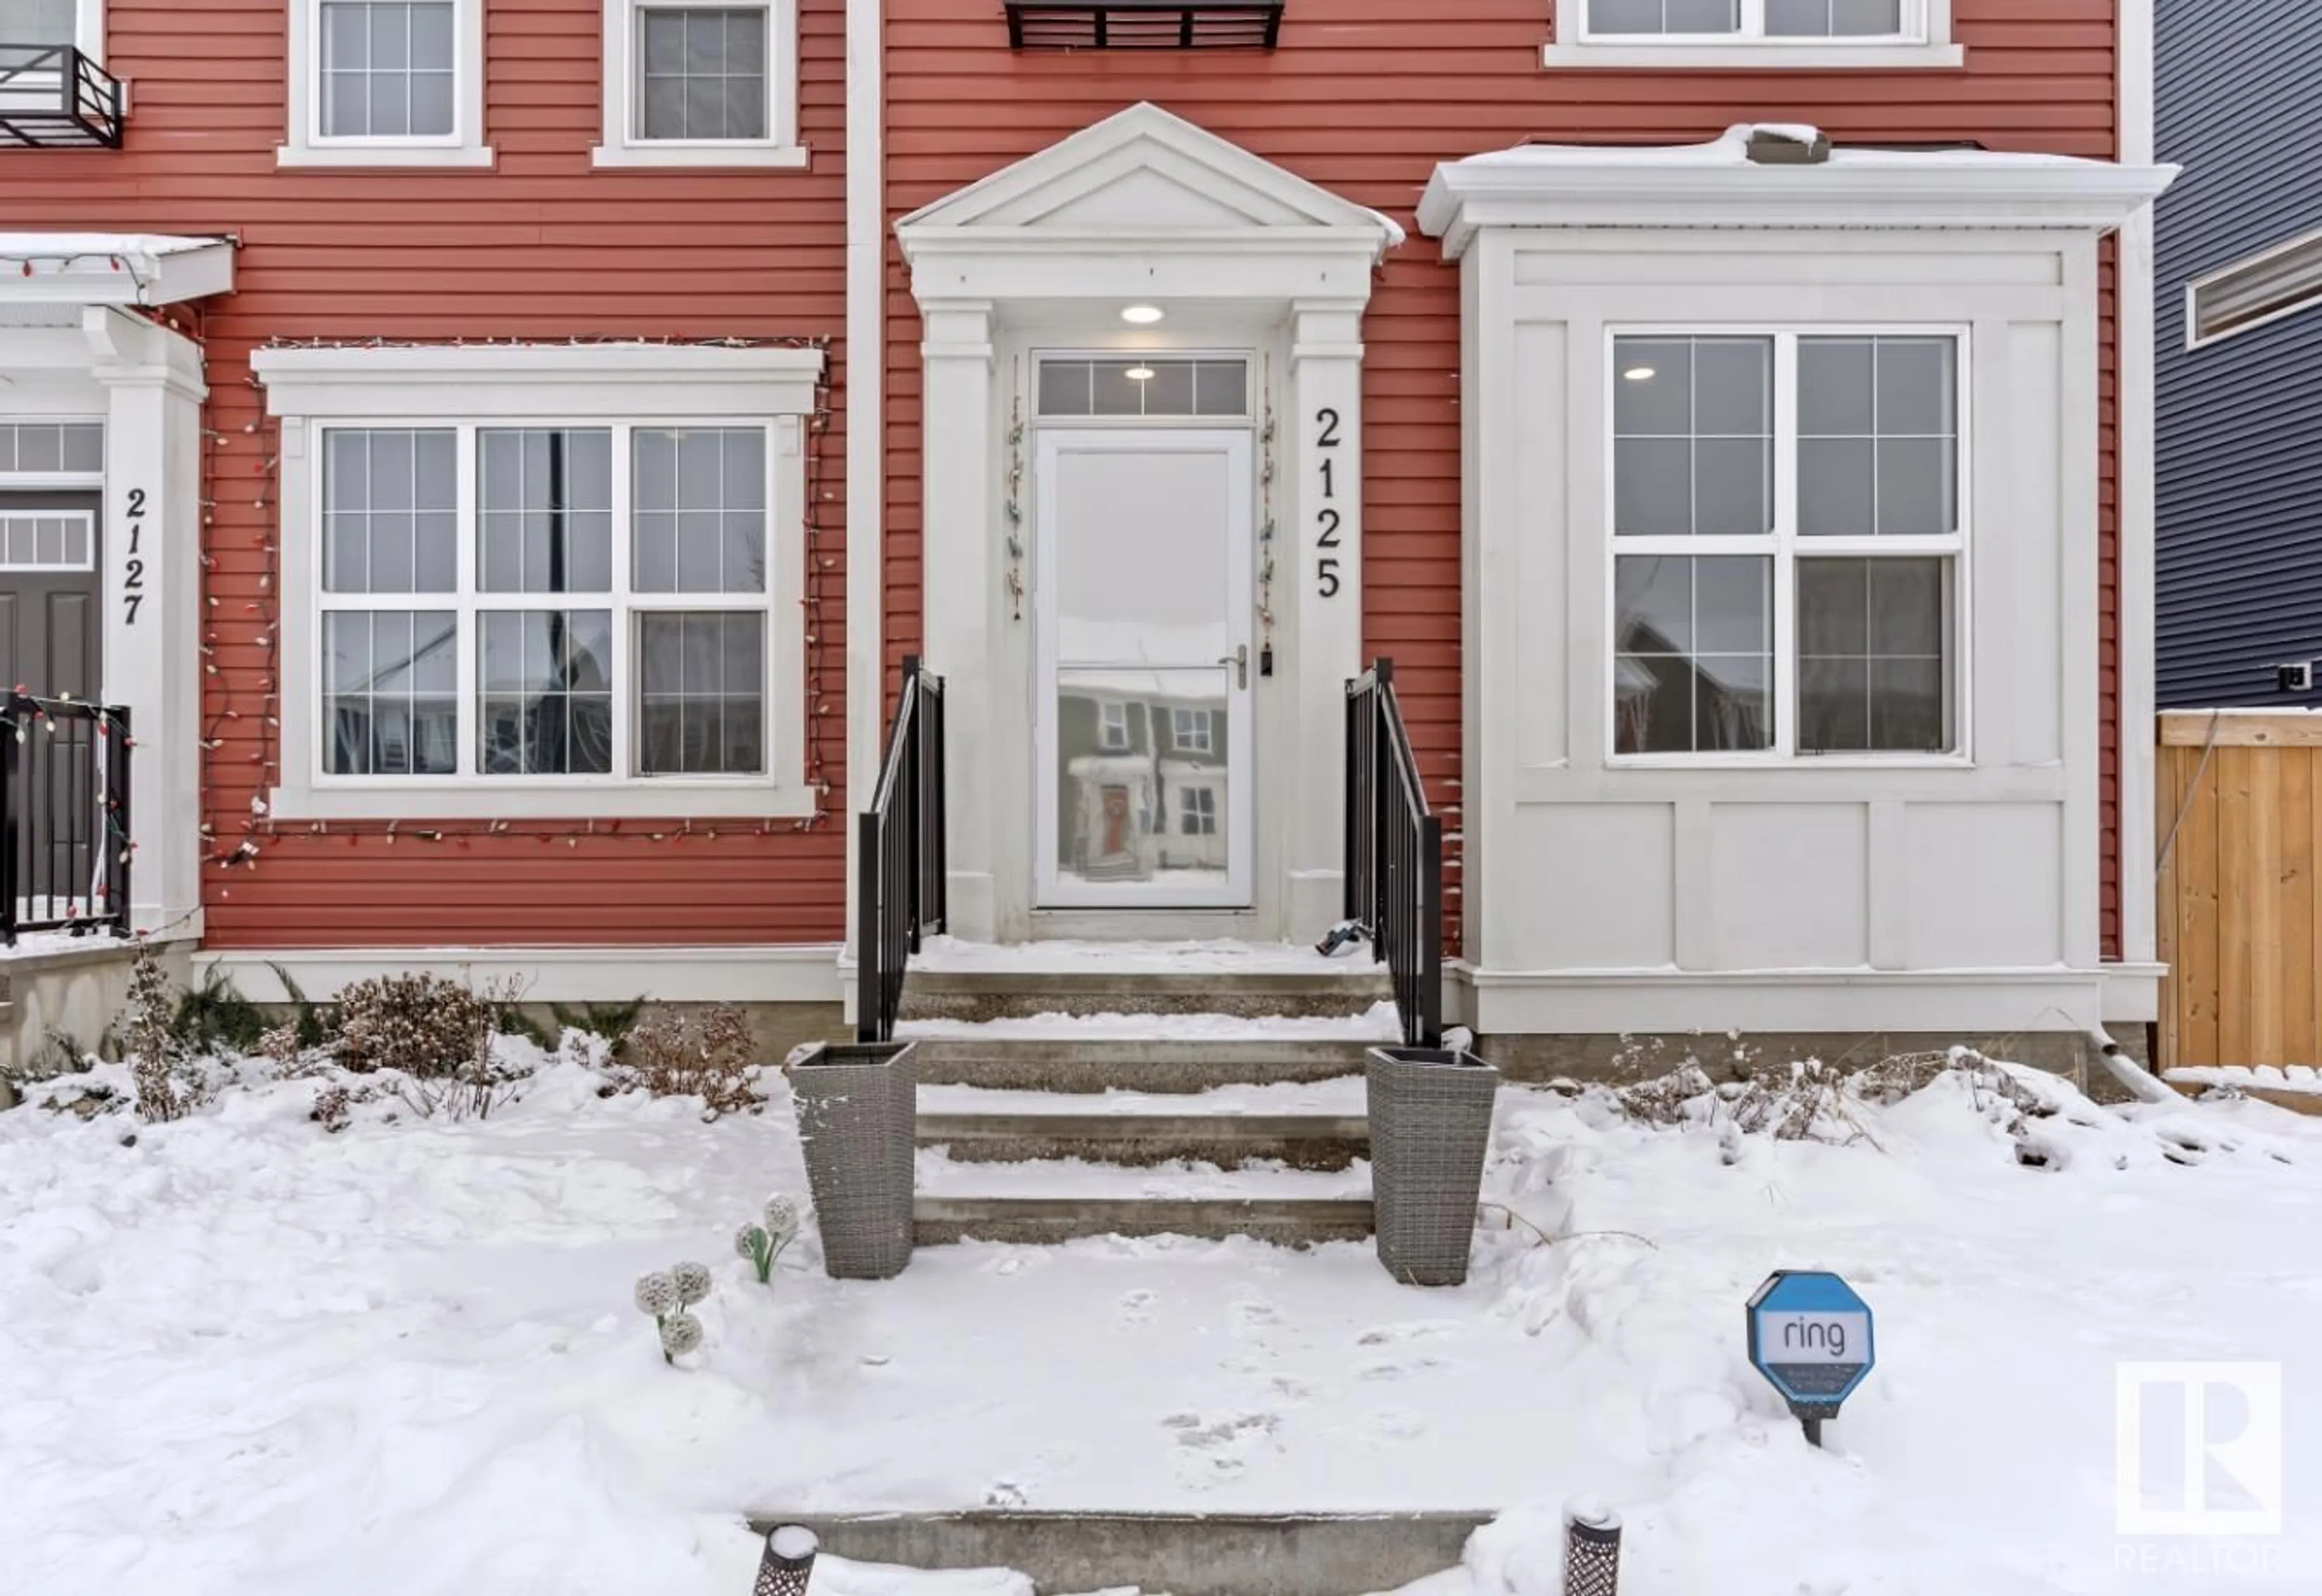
[[121, 487, 148, 626], [1314, 406, 1342, 597]]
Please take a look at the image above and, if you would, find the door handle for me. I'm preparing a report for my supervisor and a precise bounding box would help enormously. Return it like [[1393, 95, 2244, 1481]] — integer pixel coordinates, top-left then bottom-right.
[[1218, 644, 1248, 689]]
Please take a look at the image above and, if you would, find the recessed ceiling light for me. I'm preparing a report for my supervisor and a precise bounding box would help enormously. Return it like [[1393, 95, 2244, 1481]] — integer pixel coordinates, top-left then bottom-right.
[[1622, 366, 1657, 381], [1120, 305, 1165, 325], [1124, 365, 1157, 381]]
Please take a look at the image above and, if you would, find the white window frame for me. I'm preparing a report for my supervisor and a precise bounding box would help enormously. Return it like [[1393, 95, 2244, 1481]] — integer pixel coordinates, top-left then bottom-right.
[[253, 342, 824, 819], [1096, 699, 1129, 751], [1171, 705, 1212, 753], [1603, 325, 1973, 770], [0, 508, 97, 572], [1544, 0, 1961, 69], [278, 0, 492, 168], [592, 0, 804, 169], [2185, 224, 2322, 350]]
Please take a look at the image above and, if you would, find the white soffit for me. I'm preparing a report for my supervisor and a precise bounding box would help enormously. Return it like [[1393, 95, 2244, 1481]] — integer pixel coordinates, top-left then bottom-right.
[[896, 102, 1401, 289], [0, 233, 237, 306], [1418, 125, 2181, 256]]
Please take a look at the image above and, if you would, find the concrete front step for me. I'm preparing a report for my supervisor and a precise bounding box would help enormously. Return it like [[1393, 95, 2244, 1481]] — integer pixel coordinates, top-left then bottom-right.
[[900, 966, 1390, 1022], [914, 1195, 1375, 1246], [744, 1510, 1494, 1596], [905, 1036, 1379, 1092], [915, 1110, 1371, 1170]]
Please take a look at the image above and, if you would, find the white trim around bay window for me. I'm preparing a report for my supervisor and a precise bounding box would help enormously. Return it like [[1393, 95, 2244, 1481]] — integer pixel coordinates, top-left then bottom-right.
[[251, 342, 825, 819], [1605, 326, 1972, 768], [591, 0, 804, 169], [1544, 0, 1961, 68], [278, 0, 493, 167]]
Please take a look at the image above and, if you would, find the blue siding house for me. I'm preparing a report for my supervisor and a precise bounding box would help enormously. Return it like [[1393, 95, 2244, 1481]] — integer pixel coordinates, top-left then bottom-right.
[[2158, 0, 2322, 709]]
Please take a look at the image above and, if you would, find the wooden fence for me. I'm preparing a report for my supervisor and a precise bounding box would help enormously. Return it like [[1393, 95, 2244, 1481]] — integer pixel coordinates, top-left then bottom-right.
[[2157, 711, 2322, 1070]]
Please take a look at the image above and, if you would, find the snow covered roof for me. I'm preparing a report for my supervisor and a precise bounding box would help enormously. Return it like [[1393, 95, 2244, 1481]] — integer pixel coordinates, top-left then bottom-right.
[[1419, 125, 2178, 255], [0, 233, 236, 307]]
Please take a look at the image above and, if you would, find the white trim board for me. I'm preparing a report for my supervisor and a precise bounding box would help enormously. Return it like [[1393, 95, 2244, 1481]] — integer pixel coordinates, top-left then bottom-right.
[[2116, 0, 2158, 970], [200, 944, 844, 1004], [843, 0, 883, 966]]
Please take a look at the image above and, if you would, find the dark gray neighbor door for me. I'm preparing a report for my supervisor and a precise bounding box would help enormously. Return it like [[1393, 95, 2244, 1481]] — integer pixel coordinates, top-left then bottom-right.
[[0, 491, 104, 923]]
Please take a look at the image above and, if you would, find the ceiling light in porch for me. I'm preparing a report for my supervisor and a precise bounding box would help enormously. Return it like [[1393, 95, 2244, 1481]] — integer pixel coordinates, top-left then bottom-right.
[[1120, 304, 1165, 325], [1622, 365, 1656, 381], [1125, 365, 1157, 381]]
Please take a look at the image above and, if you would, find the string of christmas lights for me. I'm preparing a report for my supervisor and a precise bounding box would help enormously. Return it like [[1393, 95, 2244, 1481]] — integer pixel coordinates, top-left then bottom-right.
[[180, 332, 842, 877]]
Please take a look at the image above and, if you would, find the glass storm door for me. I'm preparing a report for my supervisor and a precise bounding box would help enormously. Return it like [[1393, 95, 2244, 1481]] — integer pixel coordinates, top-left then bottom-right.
[[1034, 428, 1254, 908]]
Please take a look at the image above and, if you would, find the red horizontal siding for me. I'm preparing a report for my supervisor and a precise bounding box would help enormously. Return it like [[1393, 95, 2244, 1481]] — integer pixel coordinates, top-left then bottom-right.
[[0, 0, 852, 949], [883, 0, 2123, 957]]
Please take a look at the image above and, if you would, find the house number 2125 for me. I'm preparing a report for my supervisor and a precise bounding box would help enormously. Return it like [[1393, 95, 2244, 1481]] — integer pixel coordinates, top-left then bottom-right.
[[122, 487, 148, 626], [1314, 406, 1342, 598]]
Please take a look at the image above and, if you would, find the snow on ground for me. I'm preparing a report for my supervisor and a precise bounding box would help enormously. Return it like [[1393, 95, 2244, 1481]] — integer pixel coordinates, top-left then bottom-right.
[[911, 937, 1371, 975], [897, 1004, 1402, 1041], [1, 1051, 2317, 1595]]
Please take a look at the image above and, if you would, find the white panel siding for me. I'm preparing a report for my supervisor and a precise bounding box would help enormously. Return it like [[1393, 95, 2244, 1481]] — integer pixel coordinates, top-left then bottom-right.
[[1509, 804, 1674, 970], [1905, 803, 2064, 967], [1711, 804, 1870, 970]]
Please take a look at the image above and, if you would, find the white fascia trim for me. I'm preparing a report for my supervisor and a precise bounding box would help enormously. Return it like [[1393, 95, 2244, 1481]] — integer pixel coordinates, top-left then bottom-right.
[[1417, 166, 2181, 258], [200, 944, 845, 1004], [843, 0, 882, 962], [278, 0, 493, 169], [0, 235, 235, 307], [2116, 0, 2158, 970], [1542, 43, 1962, 69], [591, 0, 803, 169], [252, 342, 827, 419]]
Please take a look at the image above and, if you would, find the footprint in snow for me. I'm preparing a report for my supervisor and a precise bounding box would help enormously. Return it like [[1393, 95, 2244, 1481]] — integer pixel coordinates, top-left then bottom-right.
[[1164, 1410, 1283, 1487], [1356, 1356, 1446, 1381], [1116, 1288, 1159, 1326], [983, 1479, 1028, 1508], [1356, 1320, 1464, 1348]]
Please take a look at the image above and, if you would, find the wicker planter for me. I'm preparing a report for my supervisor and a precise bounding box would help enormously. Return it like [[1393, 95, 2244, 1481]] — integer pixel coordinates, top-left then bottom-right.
[[1365, 1045, 1500, 1287], [791, 1039, 919, 1280]]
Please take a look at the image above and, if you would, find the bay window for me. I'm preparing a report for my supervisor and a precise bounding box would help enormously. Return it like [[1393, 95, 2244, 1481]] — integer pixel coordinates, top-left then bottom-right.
[[1610, 329, 1966, 761]]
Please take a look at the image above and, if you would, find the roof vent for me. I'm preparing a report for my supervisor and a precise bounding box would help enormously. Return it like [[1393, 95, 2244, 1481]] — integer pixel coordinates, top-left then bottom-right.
[[1745, 126, 1830, 166]]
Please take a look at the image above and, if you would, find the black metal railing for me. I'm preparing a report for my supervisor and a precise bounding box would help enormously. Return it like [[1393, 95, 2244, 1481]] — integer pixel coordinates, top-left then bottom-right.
[[2, 693, 132, 946], [857, 657, 947, 1043], [1345, 658, 1442, 1048], [0, 45, 126, 149]]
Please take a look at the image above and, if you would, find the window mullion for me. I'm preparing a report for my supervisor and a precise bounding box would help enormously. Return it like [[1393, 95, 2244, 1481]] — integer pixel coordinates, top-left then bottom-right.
[[612, 422, 636, 780], [1772, 332, 1798, 757], [1738, 0, 1766, 41], [454, 422, 478, 778]]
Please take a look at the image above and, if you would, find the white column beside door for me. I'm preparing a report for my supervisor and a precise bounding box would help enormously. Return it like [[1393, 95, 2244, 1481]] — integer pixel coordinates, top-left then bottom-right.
[[917, 300, 998, 941], [1284, 303, 1366, 944]]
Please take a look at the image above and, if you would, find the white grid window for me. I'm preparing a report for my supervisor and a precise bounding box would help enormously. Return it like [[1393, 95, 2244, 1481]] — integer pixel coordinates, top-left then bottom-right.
[[1584, 0, 1914, 37], [1171, 706, 1213, 753], [317, 421, 776, 783], [1178, 785, 1217, 835], [320, 1, 456, 138], [1609, 330, 1966, 762], [596, 0, 802, 167]]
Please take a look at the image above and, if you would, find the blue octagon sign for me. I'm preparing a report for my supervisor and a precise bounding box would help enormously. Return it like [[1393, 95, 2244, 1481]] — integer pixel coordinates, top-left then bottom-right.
[[1747, 1270, 1875, 1431]]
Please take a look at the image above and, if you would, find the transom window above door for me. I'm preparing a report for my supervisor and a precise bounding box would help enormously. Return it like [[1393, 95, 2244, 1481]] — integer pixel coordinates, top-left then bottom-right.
[[1608, 329, 1966, 763], [1547, 0, 1959, 66], [1036, 358, 1249, 419], [594, 0, 805, 167]]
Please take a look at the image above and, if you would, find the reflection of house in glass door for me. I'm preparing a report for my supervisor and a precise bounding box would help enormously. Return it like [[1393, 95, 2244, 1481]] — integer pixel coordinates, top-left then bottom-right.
[[1056, 677, 1230, 885]]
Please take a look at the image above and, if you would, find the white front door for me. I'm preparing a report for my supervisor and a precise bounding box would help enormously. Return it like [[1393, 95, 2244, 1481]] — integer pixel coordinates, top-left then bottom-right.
[[1034, 428, 1254, 909]]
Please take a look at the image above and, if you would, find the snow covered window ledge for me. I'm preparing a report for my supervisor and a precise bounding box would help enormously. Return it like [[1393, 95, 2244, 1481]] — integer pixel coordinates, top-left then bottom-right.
[[252, 341, 826, 822], [1543, 0, 1963, 69]]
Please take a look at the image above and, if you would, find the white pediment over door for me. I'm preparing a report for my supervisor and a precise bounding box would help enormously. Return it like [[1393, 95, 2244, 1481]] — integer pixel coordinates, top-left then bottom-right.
[[897, 103, 1400, 299]]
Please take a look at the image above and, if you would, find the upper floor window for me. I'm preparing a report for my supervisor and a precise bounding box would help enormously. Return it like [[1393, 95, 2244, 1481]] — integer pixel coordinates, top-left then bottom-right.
[[2187, 227, 2322, 349], [594, 0, 803, 167], [279, 0, 491, 167], [1545, 0, 1960, 67]]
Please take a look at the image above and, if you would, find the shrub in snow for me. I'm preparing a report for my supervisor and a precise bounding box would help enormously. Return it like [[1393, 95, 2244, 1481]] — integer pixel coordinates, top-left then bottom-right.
[[334, 973, 496, 1079], [733, 1194, 802, 1284], [120, 942, 207, 1124], [614, 1004, 761, 1118], [636, 1263, 713, 1364]]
